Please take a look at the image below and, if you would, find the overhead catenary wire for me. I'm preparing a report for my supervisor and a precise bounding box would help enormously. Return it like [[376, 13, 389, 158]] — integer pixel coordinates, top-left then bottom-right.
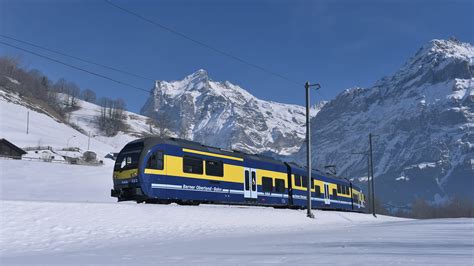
[[0, 34, 155, 82], [2, 3, 329, 103], [103, 0, 300, 86], [0, 41, 150, 94]]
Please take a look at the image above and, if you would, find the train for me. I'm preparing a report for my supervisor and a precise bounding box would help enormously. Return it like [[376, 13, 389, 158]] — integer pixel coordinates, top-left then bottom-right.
[[111, 137, 366, 212]]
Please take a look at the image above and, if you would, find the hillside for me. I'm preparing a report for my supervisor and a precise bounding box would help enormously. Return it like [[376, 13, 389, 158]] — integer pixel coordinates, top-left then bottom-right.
[[0, 80, 158, 157]]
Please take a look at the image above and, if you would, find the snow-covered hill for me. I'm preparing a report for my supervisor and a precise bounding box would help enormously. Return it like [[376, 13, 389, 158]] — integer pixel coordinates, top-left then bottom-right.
[[0, 85, 155, 158], [141, 69, 322, 155], [292, 39, 474, 205]]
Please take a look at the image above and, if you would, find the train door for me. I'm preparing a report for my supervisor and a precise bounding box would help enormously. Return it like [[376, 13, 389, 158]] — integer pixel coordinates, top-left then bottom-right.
[[244, 168, 257, 200], [323, 183, 330, 205]]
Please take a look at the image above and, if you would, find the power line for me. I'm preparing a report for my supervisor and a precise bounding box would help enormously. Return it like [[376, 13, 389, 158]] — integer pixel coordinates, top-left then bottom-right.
[[0, 41, 150, 94], [104, 0, 300, 86], [0, 34, 155, 82]]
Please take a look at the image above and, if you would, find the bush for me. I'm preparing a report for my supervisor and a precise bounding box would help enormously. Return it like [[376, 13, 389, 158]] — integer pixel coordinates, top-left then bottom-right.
[[410, 197, 474, 219]]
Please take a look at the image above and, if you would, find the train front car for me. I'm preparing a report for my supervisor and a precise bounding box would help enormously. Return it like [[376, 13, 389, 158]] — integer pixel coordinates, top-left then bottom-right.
[[111, 139, 147, 202]]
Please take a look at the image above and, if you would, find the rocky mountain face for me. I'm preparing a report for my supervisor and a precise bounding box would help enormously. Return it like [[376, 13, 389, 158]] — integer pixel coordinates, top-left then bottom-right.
[[293, 39, 474, 205], [141, 70, 322, 155]]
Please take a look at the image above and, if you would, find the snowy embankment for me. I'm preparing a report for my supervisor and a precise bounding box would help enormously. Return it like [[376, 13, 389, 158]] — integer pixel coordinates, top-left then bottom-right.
[[0, 159, 114, 203]]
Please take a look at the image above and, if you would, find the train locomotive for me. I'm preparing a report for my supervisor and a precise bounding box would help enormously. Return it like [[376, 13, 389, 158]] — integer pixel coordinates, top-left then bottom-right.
[[111, 137, 366, 212]]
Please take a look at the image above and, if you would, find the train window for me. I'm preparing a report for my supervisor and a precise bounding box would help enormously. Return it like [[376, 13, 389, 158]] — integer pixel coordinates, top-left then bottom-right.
[[332, 188, 338, 199], [337, 184, 341, 194], [114, 150, 141, 171], [146, 150, 164, 170], [262, 177, 273, 192], [245, 170, 250, 190], [206, 160, 223, 177], [311, 179, 314, 188], [345, 186, 349, 195], [183, 156, 203, 174], [302, 176, 308, 188], [251, 171, 256, 191], [314, 185, 321, 197], [275, 179, 285, 193], [294, 175, 301, 187]]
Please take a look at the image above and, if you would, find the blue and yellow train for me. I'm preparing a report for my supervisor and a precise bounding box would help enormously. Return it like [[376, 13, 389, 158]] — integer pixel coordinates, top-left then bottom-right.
[[111, 137, 366, 212]]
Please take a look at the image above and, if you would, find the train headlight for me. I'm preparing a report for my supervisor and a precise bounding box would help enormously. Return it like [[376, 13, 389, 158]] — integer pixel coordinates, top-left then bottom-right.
[[130, 171, 138, 178]]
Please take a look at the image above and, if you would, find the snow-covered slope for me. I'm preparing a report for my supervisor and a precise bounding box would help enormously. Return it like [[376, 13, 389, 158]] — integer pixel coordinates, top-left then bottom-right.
[[141, 70, 323, 155], [67, 97, 157, 152], [0, 86, 154, 157], [292, 39, 474, 205], [0, 89, 115, 158]]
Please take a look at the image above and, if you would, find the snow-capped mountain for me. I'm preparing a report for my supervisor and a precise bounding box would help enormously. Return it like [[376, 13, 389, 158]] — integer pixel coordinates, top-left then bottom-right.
[[141, 70, 322, 155], [293, 39, 474, 205]]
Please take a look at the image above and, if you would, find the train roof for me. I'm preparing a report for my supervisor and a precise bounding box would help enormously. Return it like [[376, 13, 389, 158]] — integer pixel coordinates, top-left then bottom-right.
[[128, 137, 285, 166]]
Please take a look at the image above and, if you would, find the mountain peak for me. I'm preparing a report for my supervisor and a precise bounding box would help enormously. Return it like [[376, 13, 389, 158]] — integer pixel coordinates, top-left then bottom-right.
[[419, 38, 474, 60], [185, 69, 209, 82], [374, 39, 473, 90]]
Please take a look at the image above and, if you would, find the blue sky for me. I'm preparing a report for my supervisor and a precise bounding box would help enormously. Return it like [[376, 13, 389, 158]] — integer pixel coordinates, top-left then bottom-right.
[[1, 0, 473, 113]]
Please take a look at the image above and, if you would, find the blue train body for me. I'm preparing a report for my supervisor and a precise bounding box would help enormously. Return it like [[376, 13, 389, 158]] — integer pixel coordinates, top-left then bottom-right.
[[111, 137, 366, 212]]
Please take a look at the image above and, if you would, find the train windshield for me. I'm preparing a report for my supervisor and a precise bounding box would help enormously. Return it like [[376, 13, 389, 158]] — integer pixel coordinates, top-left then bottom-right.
[[114, 142, 143, 171]]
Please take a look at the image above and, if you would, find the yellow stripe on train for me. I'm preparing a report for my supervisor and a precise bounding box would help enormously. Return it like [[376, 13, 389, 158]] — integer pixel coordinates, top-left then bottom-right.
[[113, 168, 138, 179]]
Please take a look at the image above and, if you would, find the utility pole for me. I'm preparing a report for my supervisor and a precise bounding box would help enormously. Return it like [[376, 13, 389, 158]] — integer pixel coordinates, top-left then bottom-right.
[[304, 81, 320, 219], [350, 151, 371, 213], [26, 111, 29, 134], [367, 153, 371, 212], [369, 133, 376, 217], [88, 131, 91, 151]]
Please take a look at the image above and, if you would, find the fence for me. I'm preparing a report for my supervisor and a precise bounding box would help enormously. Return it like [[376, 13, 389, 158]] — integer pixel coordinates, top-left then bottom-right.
[[2, 155, 103, 166], [23, 146, 53, 151]]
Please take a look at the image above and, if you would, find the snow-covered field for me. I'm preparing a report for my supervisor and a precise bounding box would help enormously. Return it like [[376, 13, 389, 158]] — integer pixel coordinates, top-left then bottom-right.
[[1, 159, 473, 265]]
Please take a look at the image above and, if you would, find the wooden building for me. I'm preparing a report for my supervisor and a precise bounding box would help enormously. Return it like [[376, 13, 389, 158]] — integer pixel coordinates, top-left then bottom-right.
[[0, 138, 27, 159]]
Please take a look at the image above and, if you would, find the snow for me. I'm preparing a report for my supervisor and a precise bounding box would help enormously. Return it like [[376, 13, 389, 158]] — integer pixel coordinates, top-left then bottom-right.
[[1, 158, 473, 264], [396, 175, 410, 181], [0, 159, 114, 203], [418, 162, 437, 169], [5, 76, 19, 85]]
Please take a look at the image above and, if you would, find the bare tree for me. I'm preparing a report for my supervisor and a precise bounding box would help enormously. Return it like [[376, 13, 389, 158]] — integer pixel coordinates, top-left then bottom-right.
[[0, 56, 20, 77], [146, 117, 156, 134], [95, 97, 128, 136], [68, 82, 80, 107], [157, 113, 172, 137], [80, 88, 96, 103]]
